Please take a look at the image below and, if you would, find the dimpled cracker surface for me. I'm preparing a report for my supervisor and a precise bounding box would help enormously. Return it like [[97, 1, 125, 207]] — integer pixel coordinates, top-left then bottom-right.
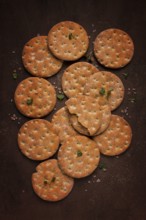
[[62, 62, 99, 98], [48, 21, 89, 61], [93, 115, 132, 156], [58, 136, 100, 178], [22, 36, 63, 77], [32, 159, 74, 201], [84, 71, 124, 111], [66, 95, 102, 136], [14, 77, 56, 118], [94, 28, 134, 68], [18, 119, 59, 160], [69, 96, 111, 136], [51, 107, 78, 144], [69, 114, 90, 136]]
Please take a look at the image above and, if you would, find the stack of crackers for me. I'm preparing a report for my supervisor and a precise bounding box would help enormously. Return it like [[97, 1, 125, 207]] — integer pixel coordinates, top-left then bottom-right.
[[14, 21, 134, 202]]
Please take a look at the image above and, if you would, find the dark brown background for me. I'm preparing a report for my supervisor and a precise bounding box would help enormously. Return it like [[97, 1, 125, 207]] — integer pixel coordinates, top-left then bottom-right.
[[0, 0, 146, 219]]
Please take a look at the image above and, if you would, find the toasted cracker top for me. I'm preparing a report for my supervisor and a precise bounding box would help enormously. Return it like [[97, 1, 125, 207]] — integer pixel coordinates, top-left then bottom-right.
[[14, 77, 56, 118], [93, 115, 132, 156], [58, 135, 100, 178], [48, 21, 89, 61], [62, 62, 99, 98], [22, 36, 63, 77], [84, 71, 125, 111], [94, 28, 134, 68], [32, 159, 74, 201]]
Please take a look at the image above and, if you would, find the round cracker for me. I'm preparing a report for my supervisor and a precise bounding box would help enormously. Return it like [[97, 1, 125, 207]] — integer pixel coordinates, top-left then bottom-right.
[[58, 135, 100, 178], [94, 28, 134, 68], [84, 71, 124, 111], [62, 62, 99, 98], [51, 107, 78, 144], [93, 115, 132, 156], [22, 36, 63, 77], [69, 96, 111, 136], [18, 119, 59, 160], [32, 159, 74, 201], [65, 95, 102, 136], [48, 21, 89, 61], [14, 77, 56, 118]]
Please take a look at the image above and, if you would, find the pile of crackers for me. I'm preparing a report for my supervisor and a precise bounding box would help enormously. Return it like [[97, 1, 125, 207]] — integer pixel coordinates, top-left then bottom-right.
[[14, 21, 134, 202]]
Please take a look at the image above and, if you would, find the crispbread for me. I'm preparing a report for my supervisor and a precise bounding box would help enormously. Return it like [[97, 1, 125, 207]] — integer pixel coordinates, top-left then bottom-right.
[[93, 115, 132, 156], [14, 77, 56, 118], [48, 21, 89, 61], [32, 159, 74, 201], [84, 71, 124, 111], [94, 28, 134, 68], [58, 135, 100, 178], [69, 114, 90, 136], [62, 62, 99, 98], [22, 36, 63, 77], [66, 95, 102, 136], [18, 119, 59, 160], [69, 96, 111, 136], [51, 107, 78, 144]]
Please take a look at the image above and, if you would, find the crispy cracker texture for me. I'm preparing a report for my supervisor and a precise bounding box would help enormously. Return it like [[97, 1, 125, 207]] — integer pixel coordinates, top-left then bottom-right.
[[48, 21, 89, 61], [14, 77, 56, 118], [93, 115, 132, 156], [22, 36, 63, 77], [94, 28, 134, 68], [62, 62, 99, 98], [58, 135, 100, 178], [18, 119, 59, 160], [32, 159, 74, 201], [84, 71, 125, 111]]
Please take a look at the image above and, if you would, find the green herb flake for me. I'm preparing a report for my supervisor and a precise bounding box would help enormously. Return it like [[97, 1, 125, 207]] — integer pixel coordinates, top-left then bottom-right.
[[26, 98, 33, 105], [106, 88, 113, 99], [99, 163, 107, 171], [57, 94, 65, 101], [51, 177, 56, 183], [12, 72, 18, 80], [128, 97, 136, 103], [44, 179, 48, 185], [122, 72, 129, 79], [99, 87, 106, 96], [77, 150, 82, 157], [68, 33, 74, 40]]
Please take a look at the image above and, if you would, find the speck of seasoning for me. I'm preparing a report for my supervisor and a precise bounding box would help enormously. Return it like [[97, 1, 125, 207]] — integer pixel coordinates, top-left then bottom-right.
[[96, 178, 101, 183], [93, 29, 96, 33], [99, 162, 106, 171], [88, 180, 91, 184], [10, 99, 13, 103], [57, 94, 65, 101], [122, 72, 129, 79], [51, 177, 56, 183], [26, 98, 33, 105], [77, 150, 82, 157], [10, 114, 18, 121], [128, 97, 136, 103], [44, 179, 48, 185], [99, 87, 106, 96], [12, 72, 18, 80], [116, 156, 119, 159], [106, 88, 113, 99], [85, 189, 88, 192], [12, 51, 15, 54], [68, 33, 74, 40]]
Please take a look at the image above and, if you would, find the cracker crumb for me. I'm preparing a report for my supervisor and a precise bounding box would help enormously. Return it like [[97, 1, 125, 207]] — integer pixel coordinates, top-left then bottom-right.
[[96, 178, 101, 183]]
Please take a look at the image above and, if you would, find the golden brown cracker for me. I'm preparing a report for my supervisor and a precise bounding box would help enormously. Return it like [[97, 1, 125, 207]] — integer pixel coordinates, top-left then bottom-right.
[[18, 119, 59, 160], [22, 36, 63, 77], [32, 159, 74, 201], [48, 21, 89, 61], [94, 28, 134, 68], [93, 115, 132, 156], [58, 136, 100, 178], [14, 77, 56, 118]]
